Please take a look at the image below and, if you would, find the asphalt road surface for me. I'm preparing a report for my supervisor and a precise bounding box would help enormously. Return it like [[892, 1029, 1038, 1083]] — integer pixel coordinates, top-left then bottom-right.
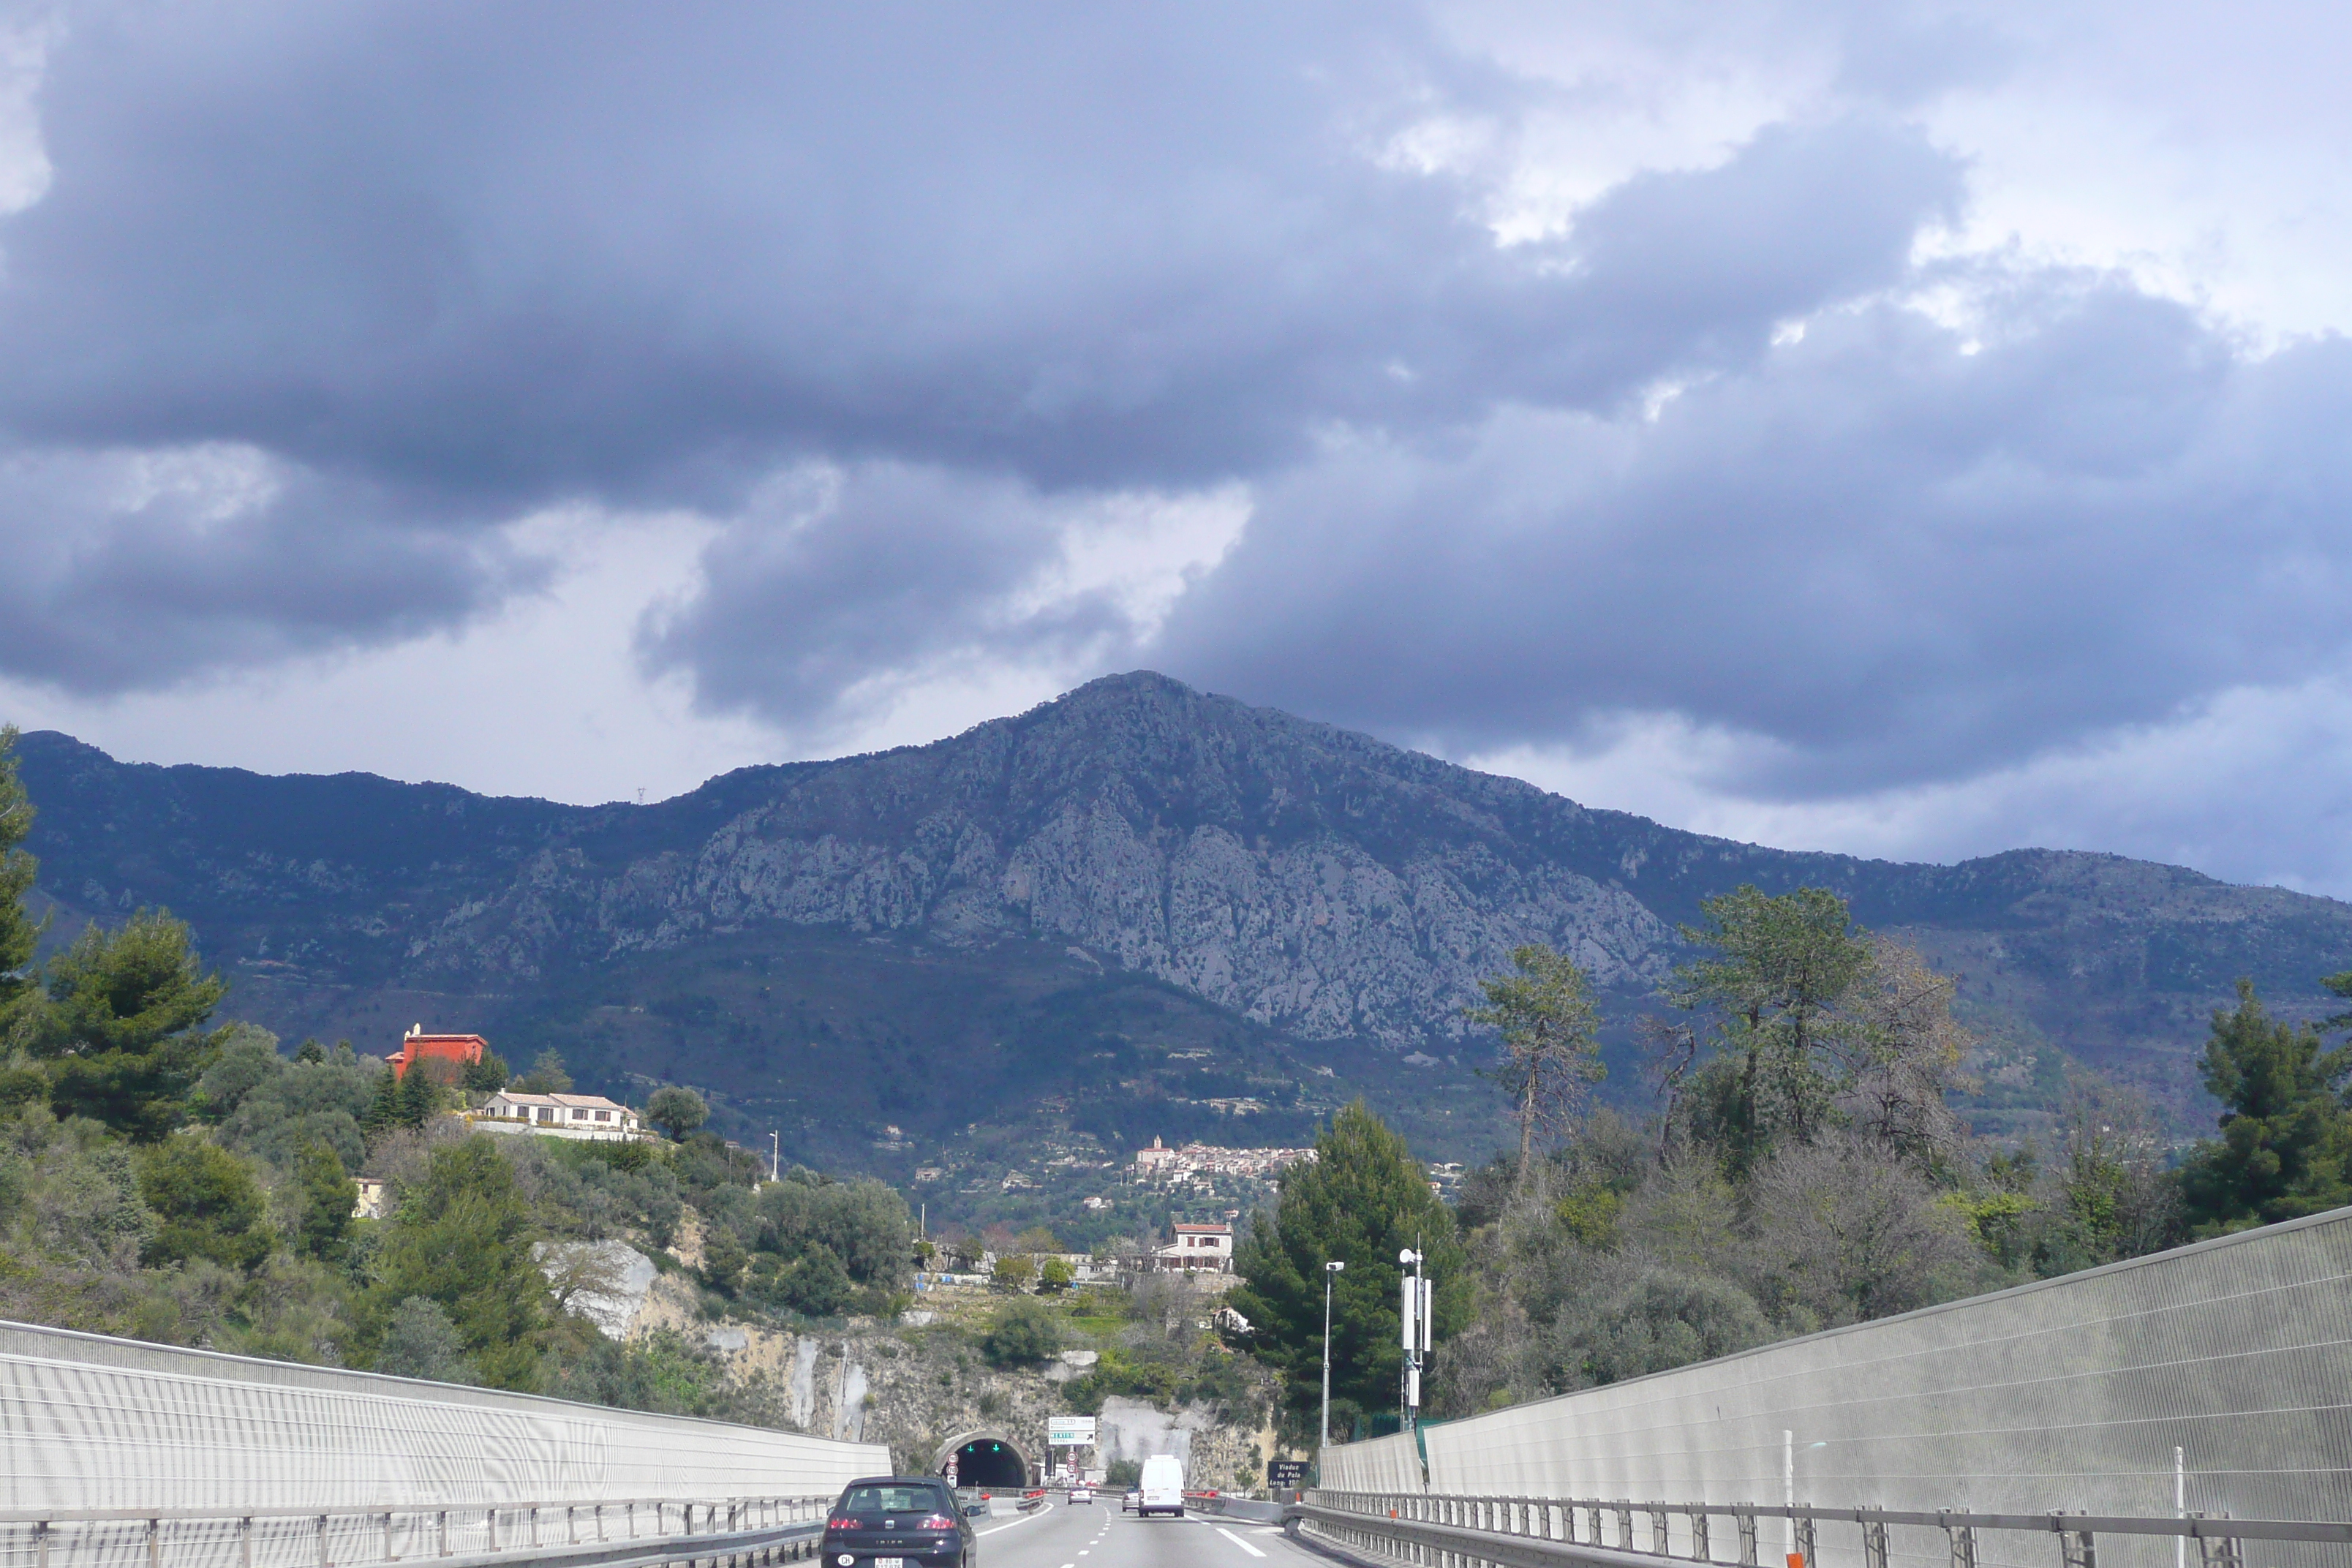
[[970, 1499, 1335, 1568]]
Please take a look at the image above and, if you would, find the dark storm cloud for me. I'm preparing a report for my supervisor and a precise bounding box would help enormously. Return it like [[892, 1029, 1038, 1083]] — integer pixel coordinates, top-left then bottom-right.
[[636, 464, 1138, 728], [1158, 271, 2352, 795], [12, 0, 2350, 828], [2, 6, 1948, 491], [630, 113, 1964, 735], [0, 446, 543, 692], [0, 1, 1962, 695]]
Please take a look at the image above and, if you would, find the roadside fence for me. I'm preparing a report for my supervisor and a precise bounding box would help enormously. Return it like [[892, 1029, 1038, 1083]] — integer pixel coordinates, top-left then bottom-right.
[[1294, 1491, 2352, 1568], [0, 1496, 837, 1568]]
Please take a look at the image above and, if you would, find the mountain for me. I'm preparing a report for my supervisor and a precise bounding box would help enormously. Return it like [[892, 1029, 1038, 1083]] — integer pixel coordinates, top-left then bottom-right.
[[17, 671, 2352, 1189]]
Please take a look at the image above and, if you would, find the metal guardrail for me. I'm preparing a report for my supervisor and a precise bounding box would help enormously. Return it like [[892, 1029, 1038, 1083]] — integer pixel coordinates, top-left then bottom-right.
[[0, 1496, 835, 1568], [1294, 1490, 2352, 1568]]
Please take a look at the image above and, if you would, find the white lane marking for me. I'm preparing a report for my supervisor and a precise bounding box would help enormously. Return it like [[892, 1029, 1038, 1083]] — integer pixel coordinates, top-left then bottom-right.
[[976, 1502, 1053, 1537], [1217, 1526, 1268, 1558]]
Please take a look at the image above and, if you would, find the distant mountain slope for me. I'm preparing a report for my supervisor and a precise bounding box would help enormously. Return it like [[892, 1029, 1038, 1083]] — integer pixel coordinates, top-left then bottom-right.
[[19, 671, 2352, 1150]]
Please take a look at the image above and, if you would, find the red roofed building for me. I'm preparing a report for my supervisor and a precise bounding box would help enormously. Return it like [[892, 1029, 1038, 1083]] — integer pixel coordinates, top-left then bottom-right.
[[388, 1025, 487, 1082]]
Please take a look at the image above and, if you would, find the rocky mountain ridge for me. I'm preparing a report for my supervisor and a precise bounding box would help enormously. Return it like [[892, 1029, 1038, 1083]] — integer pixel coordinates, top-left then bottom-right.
[[19, 671, 2352, 1143]]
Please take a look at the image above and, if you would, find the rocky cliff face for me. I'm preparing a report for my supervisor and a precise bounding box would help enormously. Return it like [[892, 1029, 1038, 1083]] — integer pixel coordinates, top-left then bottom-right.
[[408, 675, 1679, 1045], [20, 671, 2352, 1126]]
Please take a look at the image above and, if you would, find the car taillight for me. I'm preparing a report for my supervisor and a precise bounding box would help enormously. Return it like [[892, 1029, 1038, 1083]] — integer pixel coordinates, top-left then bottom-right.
[[918, 1515, 956, 1530], [827, 1518, 856, 1530]]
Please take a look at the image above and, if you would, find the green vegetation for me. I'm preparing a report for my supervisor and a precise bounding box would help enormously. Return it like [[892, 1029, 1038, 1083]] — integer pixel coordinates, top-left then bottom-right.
[[2179, 979, 2352, 1234], [26, 911, 230, 1141], [979, 1297, 1062, 1367], [369, 1139, 548, 1388], [1416, 886, 2352, 1419], [1227, 1100, 1469, 1440], [644, 1085, 708, 1141], [1465, 943, 1603, 1188], [0, 739, 920, 1417]]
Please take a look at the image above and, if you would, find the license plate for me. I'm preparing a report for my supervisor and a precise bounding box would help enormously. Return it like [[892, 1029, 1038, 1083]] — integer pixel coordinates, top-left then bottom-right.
[[876, 1559, 905, 1568]]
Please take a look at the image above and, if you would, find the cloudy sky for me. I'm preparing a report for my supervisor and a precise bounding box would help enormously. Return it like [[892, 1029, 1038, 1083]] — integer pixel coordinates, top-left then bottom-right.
[[3, 1, 2351, 892]]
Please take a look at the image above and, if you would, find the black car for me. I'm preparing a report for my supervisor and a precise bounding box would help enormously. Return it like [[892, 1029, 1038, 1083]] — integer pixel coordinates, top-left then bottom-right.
[[821, 1476, 976, 1568]]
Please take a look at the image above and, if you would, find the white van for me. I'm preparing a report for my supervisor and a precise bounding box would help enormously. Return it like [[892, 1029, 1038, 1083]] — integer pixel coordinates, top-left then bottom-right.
[[1137, 1453, 1186, 1518]]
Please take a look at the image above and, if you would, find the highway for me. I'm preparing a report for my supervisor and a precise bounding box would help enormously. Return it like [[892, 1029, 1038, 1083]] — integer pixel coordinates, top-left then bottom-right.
[[972, 1498, 1335, 1568]]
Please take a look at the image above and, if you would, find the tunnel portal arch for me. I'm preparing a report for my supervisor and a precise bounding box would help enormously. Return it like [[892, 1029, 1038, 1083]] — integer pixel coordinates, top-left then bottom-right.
[[933, 1430, 1032, 1490]]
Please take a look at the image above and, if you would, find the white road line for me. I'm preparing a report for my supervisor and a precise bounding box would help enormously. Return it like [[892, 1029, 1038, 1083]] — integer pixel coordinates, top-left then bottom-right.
[[1216, 1526, 1268, 1558], [976, 1503, 1053, 1537]]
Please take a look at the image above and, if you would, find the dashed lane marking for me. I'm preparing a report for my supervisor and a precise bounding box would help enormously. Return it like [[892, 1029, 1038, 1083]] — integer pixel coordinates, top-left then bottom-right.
[[976, 1503, 1053, 1537]]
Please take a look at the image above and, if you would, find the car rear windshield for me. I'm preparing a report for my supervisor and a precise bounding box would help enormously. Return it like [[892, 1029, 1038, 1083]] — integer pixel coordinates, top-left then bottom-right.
[[841, 1485, 948, 1515]]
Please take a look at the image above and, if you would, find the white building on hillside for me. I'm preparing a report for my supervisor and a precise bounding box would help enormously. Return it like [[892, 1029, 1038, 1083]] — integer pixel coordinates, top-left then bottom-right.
[[1151, 1221, 1233, 1273], [475, 1090, 647, 1142]]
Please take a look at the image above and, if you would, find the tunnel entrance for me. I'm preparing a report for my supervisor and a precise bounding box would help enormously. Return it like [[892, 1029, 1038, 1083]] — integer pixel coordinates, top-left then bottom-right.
[[935, 1431, 1030, 1490]]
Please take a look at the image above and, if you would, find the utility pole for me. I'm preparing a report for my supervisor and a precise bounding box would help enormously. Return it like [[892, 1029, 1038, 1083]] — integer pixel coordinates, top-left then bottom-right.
[[1319, 1260, 1346, 1450], [1398, 1248, 1430, 1434], [769, 1131, 779, 1183]]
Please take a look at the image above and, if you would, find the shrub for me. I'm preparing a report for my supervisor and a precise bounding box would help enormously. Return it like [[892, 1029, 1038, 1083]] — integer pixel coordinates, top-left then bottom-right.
[[135, 1139, 272, 1274], [980, 1298, 1061, 1368]]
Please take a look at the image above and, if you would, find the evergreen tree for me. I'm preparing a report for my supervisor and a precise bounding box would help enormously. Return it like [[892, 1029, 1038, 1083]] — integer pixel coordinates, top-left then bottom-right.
[[514, 1050, 572, 1093], [1465, 943, 1604, 1189], [2179, 979, 2352, 1235], [29, 910, 227, 1140], [1227, 1100, 1469, 1439], [394, 1066, 439, 1128], [363, 1067, 401, 1134], [293, 1139, 359, 1263], [1658, 886, 1872, 1175], [461, 1050, 511, 1093], [372, 1139, 549, 1390], [135, 1139, 274, 1273]]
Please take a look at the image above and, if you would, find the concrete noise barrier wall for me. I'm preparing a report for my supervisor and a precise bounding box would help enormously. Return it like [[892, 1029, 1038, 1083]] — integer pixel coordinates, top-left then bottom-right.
[[0, 1319, 893, 1513], [1319, 1207, 2352, 1568]]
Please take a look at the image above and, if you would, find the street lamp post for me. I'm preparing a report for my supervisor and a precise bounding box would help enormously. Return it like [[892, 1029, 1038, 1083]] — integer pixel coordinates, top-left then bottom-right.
[[1319, 1260, 1346, 1450]]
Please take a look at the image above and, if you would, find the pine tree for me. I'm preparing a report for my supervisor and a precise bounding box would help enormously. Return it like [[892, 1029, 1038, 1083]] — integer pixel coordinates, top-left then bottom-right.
[[1464, 943, 1603, 1188], [2179, 979, 2352, 1236], [1658, 886, 1872, 1175], [1226, 1100, 1468, 1439], [363, 1067, 401, 1134], [294, 1139, 359, 1263], [370, 1139, 549, 1390], [29, 910, 227, 1140], [395, 1066, 439, 1128]]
